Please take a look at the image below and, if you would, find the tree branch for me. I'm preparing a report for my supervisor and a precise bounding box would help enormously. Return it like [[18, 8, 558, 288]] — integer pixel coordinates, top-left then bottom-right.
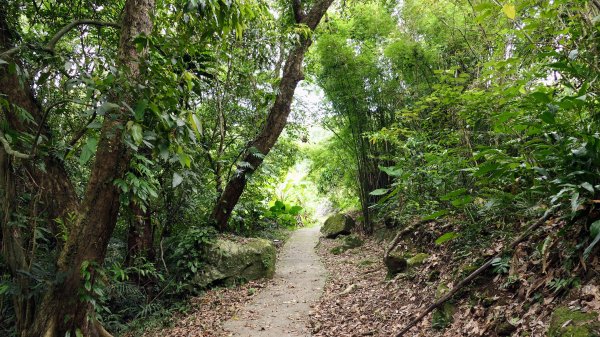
[[1, 20, 120, 58], [293, 0, 305, 23], [0, 129, 31, 159]]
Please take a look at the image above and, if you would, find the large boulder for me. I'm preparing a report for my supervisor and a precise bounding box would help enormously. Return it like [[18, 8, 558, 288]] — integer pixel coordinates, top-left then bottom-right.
[[547, 307, 600, 337], [194, 238, 276, 288], [321, 213, 355, 238]]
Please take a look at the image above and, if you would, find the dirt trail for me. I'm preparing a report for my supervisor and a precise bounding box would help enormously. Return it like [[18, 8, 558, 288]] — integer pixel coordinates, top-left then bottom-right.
[[223, 226, 326, 336]]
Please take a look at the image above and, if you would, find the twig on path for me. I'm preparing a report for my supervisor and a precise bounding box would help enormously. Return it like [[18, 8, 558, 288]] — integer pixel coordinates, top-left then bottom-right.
[[394, 205, 560, 336], [362, 267, 381, 275]]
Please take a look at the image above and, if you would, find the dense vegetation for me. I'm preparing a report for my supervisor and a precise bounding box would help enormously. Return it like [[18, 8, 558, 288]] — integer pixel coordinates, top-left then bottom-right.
[[0, 0, 599, 336]]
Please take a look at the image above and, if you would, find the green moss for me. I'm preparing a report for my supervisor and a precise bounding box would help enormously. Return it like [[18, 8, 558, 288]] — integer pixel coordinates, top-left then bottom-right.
[[435, 283, 450, 299], [407, 253, 429, 266], [342, 234, 363, 248], [548, 307, 600, 337], [358, 259, 374, 266], [330, 246, 345, 255]]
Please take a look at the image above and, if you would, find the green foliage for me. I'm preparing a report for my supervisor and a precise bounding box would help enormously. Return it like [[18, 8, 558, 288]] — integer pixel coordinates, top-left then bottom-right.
[[169, 226, 217, 291], [263, 200, 303, 228], [491, 256, 510, 275], [584, 220, 600, 259]]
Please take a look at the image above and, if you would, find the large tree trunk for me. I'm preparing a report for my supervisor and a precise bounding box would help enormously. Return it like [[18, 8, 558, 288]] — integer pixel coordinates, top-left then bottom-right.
[[125, 201, 155, 266], [211, 0, 334, 231], [1, 2, 80, 333], [14, 1, 155, 336]]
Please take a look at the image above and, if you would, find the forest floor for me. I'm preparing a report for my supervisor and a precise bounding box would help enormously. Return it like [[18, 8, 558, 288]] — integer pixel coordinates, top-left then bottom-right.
[[141, 221, 599, 337], [310, 222, 600, 337]]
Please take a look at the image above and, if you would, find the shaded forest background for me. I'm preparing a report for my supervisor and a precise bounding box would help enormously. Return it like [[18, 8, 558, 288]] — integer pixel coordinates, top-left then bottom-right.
[[1, 0, 599, 336]]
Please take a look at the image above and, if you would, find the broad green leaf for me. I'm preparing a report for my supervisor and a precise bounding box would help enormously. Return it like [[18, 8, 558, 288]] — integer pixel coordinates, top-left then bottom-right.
[[97, 102, 120, 115], [435, 232, 460, 245], [571, 191, 580, 213], [87, 121, 102, 129], [441, 188, 467, 201], [172, 172, 183, 188], [379, 165, 403, 177], [540, 111, 556, 124], [583, 220, 600, 259], [134, 99, 148, 121], [289, 205, 303, 215], [79, 136, 98, 165], [580, 182, 594, 193], [451, 195, 474, 207], [422, 210, 449, 221], [178, 153, 192, 168], [530, 92, 551, 103], [370, 188, 390, 196], [502, 4, 516, 19], [131, 124, 143, 144]]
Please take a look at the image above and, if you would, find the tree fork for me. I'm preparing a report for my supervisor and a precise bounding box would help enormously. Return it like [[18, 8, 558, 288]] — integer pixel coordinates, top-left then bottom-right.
[[211, 0, 335, 231]]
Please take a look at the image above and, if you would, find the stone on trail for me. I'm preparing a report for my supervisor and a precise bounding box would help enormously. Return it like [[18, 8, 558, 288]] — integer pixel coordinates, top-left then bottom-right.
[[321, 213, 355, 238], [193, 237, 276, 288], [329, 234, 364, 255]]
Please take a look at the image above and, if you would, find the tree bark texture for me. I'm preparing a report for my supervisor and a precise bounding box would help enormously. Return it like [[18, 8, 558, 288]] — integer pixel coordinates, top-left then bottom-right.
[[1, 0, 154, 335], [211, 0, 334, 231], [125, 201, 155, 266]]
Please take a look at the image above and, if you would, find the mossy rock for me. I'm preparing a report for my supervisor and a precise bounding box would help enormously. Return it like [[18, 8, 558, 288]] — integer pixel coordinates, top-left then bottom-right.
[[494, 318, 517, 336], [384, 251, 407, 276], [342, 234, 363, 249], [321, 213, 355, 238], [330, 246, 345, 255], [330, 234, 363, 255], [193, 238, 276, 288], [547, 307, 600, 337], [407, 253, 429, 266]]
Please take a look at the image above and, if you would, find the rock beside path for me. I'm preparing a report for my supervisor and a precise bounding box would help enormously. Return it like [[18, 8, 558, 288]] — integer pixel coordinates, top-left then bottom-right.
[[194, 238, 276, 288], [321, 213, 355, 238]]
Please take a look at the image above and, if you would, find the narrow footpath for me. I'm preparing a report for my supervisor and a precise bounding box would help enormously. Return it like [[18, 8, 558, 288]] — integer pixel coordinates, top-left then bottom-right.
[[223, 226, 326, 336]]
